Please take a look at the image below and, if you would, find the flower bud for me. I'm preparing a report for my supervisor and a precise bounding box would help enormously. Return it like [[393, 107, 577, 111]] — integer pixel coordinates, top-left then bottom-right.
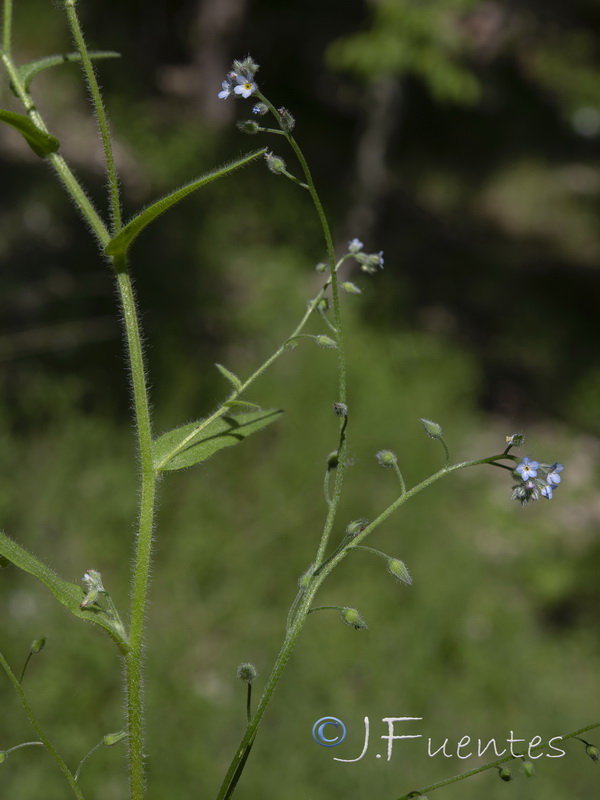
[[506, 433, 525, 447], [419, 418, 443, 439], [497, 767, 512, 782], [376, 449, 397, 467], [236, 662, 259, 683], [386, 558, 412, 585], [314, 335, 337, 349], [103, 730, 127, 747], [333, 402, 347, 417], [80, 570, 105, 608], [236, 120, 260, 134], [298, 563, 315, 588], [346, 519, 369, 538], [520, 759, 535, 777], [341, 281, 362, 295], [232, 57, 260, 78], [585, 744, 599, 762], [277, 107, 295, 132], [30, 637, 46, 654], [340, 607, 368, 630], [264, 151, 286, 175], [348, 238, 363, 253], [252, 102, 268, 116], [315, 262, 328, 273], [327, 450, 339, 470]]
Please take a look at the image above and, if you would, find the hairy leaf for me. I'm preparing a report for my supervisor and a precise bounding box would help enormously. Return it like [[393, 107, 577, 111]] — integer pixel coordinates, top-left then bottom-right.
[[104, 149, 267, 257], [0, 109, 59, 157], [153, 409, 283, 472], [0, 530, 129, 654], [18, 50, 120, 90]]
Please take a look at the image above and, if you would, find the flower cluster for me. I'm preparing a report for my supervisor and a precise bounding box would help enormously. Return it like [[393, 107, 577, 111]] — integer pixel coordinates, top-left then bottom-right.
[[511, 458, 564, 505], [218, 57, 259, 100], [347, 238, 384, 273]]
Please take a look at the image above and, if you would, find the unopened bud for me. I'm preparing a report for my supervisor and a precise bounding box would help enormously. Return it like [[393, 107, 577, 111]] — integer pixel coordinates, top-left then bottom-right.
[[333, 402, 347, 417], [298, 563, 315, 588], [520, 759, 535, 777], [314, 335, 337, 349], [341, 281, 362, 295], [236, 120, 260, 134], [277, 107, 295, 132], [497, 767, 512, 782], [327, 451, 339, 470], [30, 637, 46, 654], [340, 607, 368, 630], [236, 662, 258, 683], [252, 102, 268, 116], [346, 519, 369, 538], [376, 449, 397, 467], [419, 418, 443, 439], [315, 262, 328, 273], [80, 570, 105, 608], [103, 730, 127, 747], [506, 433, 525, 447], [585, 744, 599, 762], [264, 151, 286, 175], [386, 558, 412, 585]]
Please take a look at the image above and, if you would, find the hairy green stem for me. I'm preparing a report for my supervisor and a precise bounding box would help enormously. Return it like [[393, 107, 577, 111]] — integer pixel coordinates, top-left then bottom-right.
[[64, 0, 122, 231], [0, 51, 109, 245], [0, 650, 86, 800], [114, 258, 157, 800], [2, 0, 12, 54]]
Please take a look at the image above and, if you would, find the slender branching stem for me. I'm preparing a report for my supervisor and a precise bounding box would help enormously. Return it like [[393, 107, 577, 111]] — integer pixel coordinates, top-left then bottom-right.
[[397, 722, 600, 800], [0, 650, 86, 800], [64, 0, 122, 231]]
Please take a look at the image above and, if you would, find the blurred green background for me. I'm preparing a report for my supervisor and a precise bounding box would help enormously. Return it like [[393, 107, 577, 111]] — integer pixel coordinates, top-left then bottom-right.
[[1, 1, 599, 798]]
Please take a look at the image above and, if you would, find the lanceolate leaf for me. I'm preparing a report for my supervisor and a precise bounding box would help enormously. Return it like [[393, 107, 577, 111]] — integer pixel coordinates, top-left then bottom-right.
[[17, 50, 120, 90], [222, 400, 262, 410], [0, 109, 59, 157], [104, 148, 267, 258], [215, 363, 243, 392], [0, 530, 129, 654], [153, 409, 283, 472]]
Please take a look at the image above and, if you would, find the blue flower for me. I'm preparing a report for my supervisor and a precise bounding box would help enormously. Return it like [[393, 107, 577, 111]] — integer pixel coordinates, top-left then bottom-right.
[[348, 238, 363, 253], [234, 75, 256, 99], [516, 457, 539, 480], [541, 484, 554, 499], [546, 462, 564, 485], [218, 79, 232, 99]]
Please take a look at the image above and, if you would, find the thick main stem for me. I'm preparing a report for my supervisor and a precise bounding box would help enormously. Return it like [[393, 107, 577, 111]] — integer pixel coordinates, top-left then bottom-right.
[[115, 260, 157, 800]]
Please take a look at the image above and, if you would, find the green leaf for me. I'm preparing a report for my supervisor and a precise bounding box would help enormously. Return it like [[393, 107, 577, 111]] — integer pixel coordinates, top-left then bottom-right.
[[0, 530, 129, 654], [0, 109, 59, 157], [222, 400, 262, 410], [104, 148, 267, 257], [17, 50, 121, 91], [153, 409, 283, 472], [215, 363, 243, 392]]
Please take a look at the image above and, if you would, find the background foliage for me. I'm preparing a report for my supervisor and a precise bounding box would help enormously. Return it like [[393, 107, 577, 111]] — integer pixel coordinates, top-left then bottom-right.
[[1, 1, 599, 798]]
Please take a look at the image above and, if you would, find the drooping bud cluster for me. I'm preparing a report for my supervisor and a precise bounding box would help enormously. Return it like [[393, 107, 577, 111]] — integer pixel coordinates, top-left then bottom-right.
[[346, 238, 384, 275], [217, 57, 260, 101], [511, 458, 564, 505]]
